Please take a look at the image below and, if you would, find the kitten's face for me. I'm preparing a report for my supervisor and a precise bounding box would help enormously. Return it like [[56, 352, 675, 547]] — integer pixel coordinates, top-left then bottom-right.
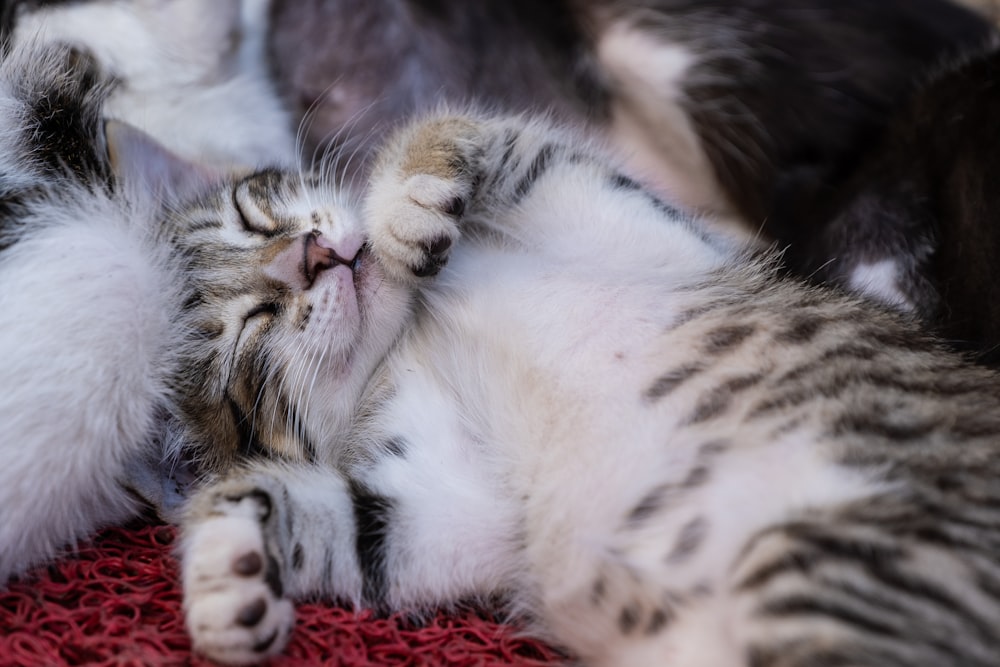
[[170, 170, 411, 471]]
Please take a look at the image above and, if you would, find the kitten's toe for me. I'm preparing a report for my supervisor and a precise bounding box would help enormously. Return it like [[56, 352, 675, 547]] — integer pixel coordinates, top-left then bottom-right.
[[182, 513, 293, 665]]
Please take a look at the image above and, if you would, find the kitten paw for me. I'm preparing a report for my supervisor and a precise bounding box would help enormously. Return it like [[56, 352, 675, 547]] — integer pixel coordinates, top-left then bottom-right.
[[367, 173, 469, 281], [182, 490, 293, 665], [366, 117, 478, 282]]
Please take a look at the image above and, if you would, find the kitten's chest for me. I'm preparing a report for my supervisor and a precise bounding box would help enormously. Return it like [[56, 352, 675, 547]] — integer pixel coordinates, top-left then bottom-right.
[[425, 247, 690, 386], [373, 246, 727, 472]]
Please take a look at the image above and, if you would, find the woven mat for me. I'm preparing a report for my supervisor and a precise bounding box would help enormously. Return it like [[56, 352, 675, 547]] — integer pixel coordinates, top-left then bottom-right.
[[0, 520, 563, 667]]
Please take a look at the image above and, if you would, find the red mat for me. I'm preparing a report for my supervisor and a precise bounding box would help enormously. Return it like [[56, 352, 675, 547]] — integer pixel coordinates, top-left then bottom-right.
[[0, 520, 564, 666]]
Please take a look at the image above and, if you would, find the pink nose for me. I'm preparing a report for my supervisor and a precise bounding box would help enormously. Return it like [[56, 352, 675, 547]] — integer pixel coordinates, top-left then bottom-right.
[[304, 232, 356, 286]]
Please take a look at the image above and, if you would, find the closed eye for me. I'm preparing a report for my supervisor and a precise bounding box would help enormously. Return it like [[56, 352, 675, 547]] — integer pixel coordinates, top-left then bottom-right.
[[233, 186, 277, 237], [244, 302, 280, 322], [227, 301, 280, 387]]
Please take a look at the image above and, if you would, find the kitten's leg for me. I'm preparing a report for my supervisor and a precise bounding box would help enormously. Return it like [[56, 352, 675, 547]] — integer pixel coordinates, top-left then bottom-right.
[[364, 116, 481, 283], [182, 458, 515, 665], [365, 112, 728, 282]]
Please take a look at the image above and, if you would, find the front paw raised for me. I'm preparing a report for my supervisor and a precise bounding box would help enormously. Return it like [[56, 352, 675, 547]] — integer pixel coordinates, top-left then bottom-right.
[[365, 117, 477, 282], [367, 172, 469, 282], [182, 490, 293, 665]]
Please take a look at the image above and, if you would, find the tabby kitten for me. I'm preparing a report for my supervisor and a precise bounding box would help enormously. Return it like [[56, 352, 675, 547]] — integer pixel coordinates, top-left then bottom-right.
[[171, 111, 1000, 665], [12, 0, 1000, 356]]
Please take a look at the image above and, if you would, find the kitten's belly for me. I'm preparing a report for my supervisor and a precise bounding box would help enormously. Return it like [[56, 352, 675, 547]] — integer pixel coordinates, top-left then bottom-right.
[[440, 249, 685, 382], [426, 249, 883, 599]]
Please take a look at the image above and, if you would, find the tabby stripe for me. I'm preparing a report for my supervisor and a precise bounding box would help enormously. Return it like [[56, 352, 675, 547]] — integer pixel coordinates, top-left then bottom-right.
[[735, 546, 822, 591], [498, 129, 519, 172], [627, 484, 670, 524], [683, 373, 764, 426], [832, 413, 938, 442], [645, 191, 691, 224], [644, 363, 704, 402], [625, 452, 723, 528], [949, 419, 1000, 440], [860, 567, 997, 648], [859, 326, 936, 352], [774, 314, 827, 345], [382, 437, 408, 457], [609, 172, 642, 192], [702, 324, 756, 356], [736, 525, 904, 591], [758, 594, 902, 639], [184, 215, 225, 233], [349, 480, 394, 608], [737, 529, 999, 648], [748, 644, 908, 667], [666, 517, 708, 564], [793, 528, 998, 643], [227, 395, 269, 459], [753, 367, 991, 422], [512, 143, 555, 203], [684, 389, 731, 425], [773, 343, 880, 386]]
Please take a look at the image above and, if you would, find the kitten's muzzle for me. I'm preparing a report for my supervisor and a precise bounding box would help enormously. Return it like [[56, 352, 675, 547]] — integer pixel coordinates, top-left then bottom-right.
[[304, 231, 361, 287]]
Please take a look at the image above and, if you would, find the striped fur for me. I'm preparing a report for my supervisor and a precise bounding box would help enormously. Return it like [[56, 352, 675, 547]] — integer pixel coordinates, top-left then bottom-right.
[[178, 112, 1000, 666]]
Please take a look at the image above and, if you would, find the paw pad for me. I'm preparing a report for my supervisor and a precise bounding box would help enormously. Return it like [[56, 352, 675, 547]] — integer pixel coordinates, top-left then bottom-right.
[[233, 551, 263, 577]]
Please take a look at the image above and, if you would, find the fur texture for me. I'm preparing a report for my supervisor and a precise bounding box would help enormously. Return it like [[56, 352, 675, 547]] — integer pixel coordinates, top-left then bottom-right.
[[0, 0, 296, 580], [264, 0, 1000, 363]]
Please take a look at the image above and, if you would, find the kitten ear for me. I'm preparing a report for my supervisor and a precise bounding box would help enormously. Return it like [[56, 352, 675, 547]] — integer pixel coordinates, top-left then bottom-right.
[[105, 119, 223, 204]]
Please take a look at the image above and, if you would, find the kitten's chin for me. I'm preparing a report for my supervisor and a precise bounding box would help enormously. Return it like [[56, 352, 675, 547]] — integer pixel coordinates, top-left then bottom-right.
[[352, 247, 391, 315]]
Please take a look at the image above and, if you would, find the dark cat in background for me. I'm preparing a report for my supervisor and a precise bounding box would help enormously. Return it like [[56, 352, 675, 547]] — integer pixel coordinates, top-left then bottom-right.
[[267, 0, 990, 224], [799, 41, 1000, 364]]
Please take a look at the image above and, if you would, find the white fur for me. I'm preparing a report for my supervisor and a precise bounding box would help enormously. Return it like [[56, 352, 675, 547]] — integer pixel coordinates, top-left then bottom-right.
[[0, 191, 182, 580], [183, 513, 295, 666], [847, 258, 913, 311], [11, 0, 295, 169]]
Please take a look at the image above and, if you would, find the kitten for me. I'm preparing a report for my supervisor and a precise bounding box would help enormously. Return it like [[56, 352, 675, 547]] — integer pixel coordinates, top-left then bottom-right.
[[10, 0, 999, 355], [789, 39, 1000, 364], [0, 44, 185, 581], [164, 110, 1000, 665], [3, 0, 295, 169]]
